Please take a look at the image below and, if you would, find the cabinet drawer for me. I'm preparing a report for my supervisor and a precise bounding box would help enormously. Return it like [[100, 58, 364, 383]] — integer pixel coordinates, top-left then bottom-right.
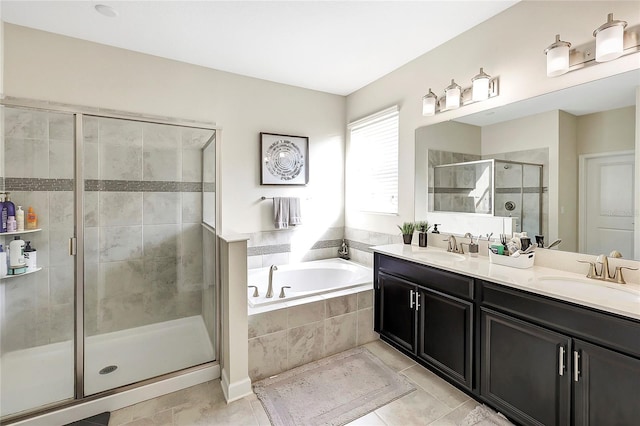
[[376, 253, 473, 300], [481, 281, 640, 358]]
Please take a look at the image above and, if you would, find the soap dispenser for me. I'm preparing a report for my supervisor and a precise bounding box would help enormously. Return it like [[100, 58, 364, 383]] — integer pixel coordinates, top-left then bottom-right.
[[432, 224, 440, 234]]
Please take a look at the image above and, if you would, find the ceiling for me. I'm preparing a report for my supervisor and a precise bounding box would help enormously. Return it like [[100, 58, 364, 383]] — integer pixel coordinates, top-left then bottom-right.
[[1, 1, 517, 96]]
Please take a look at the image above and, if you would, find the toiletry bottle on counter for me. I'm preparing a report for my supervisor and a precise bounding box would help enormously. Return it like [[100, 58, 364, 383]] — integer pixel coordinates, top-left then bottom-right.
[[24, 241, 36, 272], [16, 206, 24, 232], [0, 245, 6, 277], [26, 206, 38, 230]]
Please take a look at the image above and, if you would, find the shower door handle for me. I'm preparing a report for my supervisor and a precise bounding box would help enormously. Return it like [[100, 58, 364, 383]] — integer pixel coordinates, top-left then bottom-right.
[[69, 237, 77, 256]]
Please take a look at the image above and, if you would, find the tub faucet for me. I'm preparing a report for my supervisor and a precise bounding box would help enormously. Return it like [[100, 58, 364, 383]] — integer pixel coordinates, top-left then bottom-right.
[[266, 265, 278, 298]]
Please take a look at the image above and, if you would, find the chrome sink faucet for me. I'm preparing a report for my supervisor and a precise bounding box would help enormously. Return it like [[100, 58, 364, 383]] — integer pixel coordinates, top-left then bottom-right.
[[266, 265, 278, 298], [444, 235, 464, 254], [579, 253, 637, 284]]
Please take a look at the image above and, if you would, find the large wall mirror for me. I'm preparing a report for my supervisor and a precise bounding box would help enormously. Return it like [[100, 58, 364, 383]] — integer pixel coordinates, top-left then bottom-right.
[[415, 69, 638, 260]]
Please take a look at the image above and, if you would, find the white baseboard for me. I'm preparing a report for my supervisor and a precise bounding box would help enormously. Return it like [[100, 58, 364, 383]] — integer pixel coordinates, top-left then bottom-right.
[[12, 364, 220, 426], [220, 368, 253, 403]]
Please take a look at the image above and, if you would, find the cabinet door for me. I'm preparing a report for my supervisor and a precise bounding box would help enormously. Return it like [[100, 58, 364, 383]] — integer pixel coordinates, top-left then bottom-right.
[[573, 339, 640, 425], [481, 309, 571, 426], [378, 272, 417, 354], [418, 288, 473, 389]]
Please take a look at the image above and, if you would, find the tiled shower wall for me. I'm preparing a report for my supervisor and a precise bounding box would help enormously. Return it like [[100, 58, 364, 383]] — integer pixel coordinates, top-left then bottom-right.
[[82, 116, 213, 336], [1, 108, 76, 353]]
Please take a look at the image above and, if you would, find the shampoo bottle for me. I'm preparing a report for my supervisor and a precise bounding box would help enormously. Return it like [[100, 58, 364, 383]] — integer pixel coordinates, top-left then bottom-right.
[[0, 245, 7, 277], [26, 206, 38, 230], [16, 206, 24, 232], [9, 236, 25, 268], [24, 241, 36, 272], [4, 193, 15, 218], [7, 216, 16, 232], [0, 193, 7, 233]]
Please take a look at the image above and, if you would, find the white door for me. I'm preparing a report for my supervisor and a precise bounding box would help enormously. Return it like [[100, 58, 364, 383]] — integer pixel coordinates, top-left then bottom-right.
[[582, 153, 634, 259]]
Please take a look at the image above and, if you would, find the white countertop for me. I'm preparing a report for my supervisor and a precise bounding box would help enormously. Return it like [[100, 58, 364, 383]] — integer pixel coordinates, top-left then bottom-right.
[[373, 244, 640, 321]]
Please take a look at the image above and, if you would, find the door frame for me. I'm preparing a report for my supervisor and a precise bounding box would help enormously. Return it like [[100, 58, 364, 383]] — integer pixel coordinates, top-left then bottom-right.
[[578, 150, 635, 255]]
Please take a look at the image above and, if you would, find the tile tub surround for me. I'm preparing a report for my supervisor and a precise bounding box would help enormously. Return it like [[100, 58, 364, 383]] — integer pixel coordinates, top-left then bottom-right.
[[247, 226, 344, 269], [248, 289, 379, 380], [344, 227, 403, 267]]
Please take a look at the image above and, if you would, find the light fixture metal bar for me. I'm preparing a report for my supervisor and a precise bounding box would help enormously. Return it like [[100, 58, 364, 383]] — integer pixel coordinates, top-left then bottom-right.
[[435, 77, 499, 113], [566, 23, 639, 72]]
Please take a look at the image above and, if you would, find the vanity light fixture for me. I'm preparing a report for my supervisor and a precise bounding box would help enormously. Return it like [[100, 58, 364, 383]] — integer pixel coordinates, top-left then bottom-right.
[[544, 35, 571, 77], [445, 80, 462, 110], [471, 68, 491, 102], [421, 70, 499, 116], [422, 89, 438, 116], [545, 12, 639, 77], [594, 13, 627, 62]]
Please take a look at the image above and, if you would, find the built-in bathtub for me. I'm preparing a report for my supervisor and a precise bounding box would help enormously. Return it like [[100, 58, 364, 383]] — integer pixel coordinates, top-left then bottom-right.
[[246, 258, 378, 381], [247, 258, 372, 308]]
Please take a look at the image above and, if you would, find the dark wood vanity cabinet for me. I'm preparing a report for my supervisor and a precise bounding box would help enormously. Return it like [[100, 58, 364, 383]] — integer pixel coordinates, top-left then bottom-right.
[[481, 281, 640, 426], [481, 309, 571, 425], [374, 252, 640, 426], [374, 253, 474, 390]]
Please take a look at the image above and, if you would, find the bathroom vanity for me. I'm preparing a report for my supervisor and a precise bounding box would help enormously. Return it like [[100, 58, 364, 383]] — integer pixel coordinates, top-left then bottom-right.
[[373, 244, 640, 426]]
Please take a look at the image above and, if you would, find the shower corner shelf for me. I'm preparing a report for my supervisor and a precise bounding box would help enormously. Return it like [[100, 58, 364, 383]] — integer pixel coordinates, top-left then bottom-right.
[[0, 228, 42, 237], [1, 267, 43, 280]]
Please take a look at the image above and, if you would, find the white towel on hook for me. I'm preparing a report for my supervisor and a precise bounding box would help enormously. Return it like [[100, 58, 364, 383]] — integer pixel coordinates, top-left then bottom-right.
[[273, 197, 290, 229], [289, 197, 302, 226]]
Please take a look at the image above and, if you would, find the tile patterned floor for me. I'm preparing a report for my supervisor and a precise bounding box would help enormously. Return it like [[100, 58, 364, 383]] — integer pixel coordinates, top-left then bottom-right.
[[108, 340, 481, 426]]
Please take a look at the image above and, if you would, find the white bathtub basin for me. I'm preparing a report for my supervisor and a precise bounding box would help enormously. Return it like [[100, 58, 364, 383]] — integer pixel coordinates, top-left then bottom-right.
[[537, 276, 640, 304]]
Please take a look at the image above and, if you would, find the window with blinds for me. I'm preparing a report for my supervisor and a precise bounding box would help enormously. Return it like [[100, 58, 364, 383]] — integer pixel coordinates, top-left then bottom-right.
[[348, 106, 399, 214]]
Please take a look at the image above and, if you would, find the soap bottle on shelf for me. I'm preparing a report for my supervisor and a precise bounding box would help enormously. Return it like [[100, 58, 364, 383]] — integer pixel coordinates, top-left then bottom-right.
[[0, 245, 6, 277], [0, 193, 7, 233], [9, 236, 26, 274], [16, 206, 24, 232], [4, 193, 15, 219], [26, 206, 38, 230], [6, 216, 16, 232], [24, 241, 36, 272]]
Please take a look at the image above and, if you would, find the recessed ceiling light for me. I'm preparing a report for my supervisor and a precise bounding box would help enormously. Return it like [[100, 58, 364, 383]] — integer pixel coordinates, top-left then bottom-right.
[[95, 4, 119, 18]]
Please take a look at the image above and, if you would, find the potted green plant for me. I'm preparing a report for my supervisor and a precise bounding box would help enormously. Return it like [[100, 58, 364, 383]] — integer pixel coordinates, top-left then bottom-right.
[[416, 221, 431, 247], [397, 222, 416, 245]]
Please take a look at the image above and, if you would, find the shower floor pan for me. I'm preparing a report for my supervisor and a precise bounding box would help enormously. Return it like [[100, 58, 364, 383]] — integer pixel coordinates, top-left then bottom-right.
[[1, 315, 214, 418]]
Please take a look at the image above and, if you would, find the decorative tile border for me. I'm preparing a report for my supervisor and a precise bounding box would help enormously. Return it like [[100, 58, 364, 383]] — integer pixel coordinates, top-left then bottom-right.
[[85, 180, 202, 192], [203, 182, 215, 192], [345, 240, 373, 253], [2, 177, 205, 192], [4, 177, 74, 191], [429, 186, 548, 194], [247, 239, 342, 256]]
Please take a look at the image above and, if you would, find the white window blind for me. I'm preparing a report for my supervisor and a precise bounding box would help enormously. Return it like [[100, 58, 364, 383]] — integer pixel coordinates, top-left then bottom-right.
[[348, 106, 399, 214]]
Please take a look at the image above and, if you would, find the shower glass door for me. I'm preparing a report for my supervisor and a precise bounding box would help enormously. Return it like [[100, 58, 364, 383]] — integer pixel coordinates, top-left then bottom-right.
[[82, 115, 216, 394], [0, 106, 76, 417]]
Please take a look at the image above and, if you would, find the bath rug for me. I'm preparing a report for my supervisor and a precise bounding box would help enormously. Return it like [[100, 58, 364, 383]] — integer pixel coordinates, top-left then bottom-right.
[[459, 405, 514, 426], [253, 347, 416, 426]]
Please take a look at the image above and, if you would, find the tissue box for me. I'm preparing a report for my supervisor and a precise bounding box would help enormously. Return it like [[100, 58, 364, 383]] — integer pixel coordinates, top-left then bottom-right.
[[489, 251, 535, 269]]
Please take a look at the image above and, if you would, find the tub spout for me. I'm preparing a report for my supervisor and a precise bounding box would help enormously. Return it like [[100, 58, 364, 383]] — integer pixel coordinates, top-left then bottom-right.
[[266, 265, 278, 298]]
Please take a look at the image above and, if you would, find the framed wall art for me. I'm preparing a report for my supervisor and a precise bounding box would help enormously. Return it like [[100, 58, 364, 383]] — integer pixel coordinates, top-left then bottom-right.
[[260, 132, 309, 185]]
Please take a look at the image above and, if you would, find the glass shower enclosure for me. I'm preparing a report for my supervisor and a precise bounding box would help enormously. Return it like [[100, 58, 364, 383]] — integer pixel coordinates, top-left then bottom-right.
[[0, 101, 219, 421]]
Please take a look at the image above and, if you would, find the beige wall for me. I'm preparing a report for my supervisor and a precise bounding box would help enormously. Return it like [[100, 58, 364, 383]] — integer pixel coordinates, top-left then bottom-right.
[[577, 106, 636, 154], [558, 111, 579, 252], [3, 24, 346, 235], [345, 1, 639, 235]]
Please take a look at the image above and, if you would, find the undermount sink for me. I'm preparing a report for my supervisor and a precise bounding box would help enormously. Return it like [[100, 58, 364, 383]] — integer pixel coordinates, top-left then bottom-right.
[[537, 276, 640, 304], [414, 251, 466, 262]]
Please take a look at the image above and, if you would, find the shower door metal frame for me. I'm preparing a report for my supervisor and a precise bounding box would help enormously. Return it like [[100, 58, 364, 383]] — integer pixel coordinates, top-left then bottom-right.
[[493, 159, 544, 236], [0, 96, 221, 424]]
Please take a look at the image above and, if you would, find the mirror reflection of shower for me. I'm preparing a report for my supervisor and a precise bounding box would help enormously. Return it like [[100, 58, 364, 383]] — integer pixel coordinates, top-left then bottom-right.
[[430, 153, 543, 237]]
